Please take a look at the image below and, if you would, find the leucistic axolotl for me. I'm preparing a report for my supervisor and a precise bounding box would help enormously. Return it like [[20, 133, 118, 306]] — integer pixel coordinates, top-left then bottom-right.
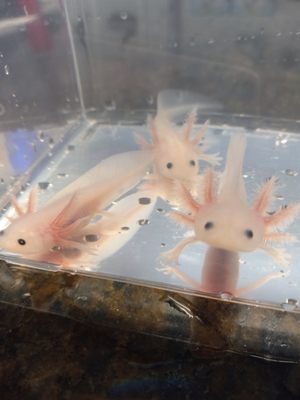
[[162, 133, 300, 267], [135, 108, 221, 203], [77, 190, 156, 267], [0, 150, 154, 266], [159, 247, 285, 297]]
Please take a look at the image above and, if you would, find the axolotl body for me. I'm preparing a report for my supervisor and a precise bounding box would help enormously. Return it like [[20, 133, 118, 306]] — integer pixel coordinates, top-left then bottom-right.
[[0, 150, 154, 266], [160, 133, 300, 295]]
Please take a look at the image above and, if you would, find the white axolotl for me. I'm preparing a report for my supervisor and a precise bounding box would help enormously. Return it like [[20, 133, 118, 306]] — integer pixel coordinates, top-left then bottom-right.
[[136, 92, 221, 203], [159, 132, 300, 295], [0, 150, 154, 266]]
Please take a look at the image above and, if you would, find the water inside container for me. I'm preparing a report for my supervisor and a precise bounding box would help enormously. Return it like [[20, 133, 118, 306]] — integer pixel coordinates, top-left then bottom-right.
[[0, 115, 299, 307]]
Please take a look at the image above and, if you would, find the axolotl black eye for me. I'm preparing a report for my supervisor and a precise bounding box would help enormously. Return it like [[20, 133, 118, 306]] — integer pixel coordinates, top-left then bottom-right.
[[17, 238, 26, 246], [244, 229, 253, 239], [204, 221, 214, 230], [166, 162, 173, 169], [189, 160, 196, 166]]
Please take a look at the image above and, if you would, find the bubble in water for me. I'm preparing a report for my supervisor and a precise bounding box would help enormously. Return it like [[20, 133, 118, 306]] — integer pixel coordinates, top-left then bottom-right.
[[220, 292, 233, 300], [146, 95, 154, 105], [275, 194, 284, 200], [67, 144, 75, 152], [39, 131, 45, 142], [189, 37, 196, 47], [208, 39, 215, 45], [120, 11, 128, 20], [48, 138, 55, 148], [138, 219, 150, 226], [4, 65, 10, 75], [85, 234, 99, 242], [285, 169, 298, 177], [275, 134, 289, 146], [104, 100, 116, 111], [38, 182, 51, 190], [138, 197, 151, 205], [57, 172, 69, 179], [282, 298, 298, 311]]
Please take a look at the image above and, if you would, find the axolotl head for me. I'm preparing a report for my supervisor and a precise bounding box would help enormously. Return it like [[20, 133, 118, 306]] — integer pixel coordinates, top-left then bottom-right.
[[0, 215, 51, 256], [155, 135, 200, 183], [194, 202, 265, 253]]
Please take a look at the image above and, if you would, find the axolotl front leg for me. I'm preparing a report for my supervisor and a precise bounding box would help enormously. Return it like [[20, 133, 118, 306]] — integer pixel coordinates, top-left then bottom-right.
[[160, 246, 285, 297]]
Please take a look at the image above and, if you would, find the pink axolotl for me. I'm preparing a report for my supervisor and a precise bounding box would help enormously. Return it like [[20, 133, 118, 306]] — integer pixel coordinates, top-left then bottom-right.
[[159, 246, 285, 297], [0, 150, 154, 266], [161, 132, 300, 271], [136, 107, 221, 203]]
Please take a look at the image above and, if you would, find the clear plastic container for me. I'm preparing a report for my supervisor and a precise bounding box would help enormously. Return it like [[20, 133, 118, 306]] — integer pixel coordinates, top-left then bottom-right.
[[1, 0, 300, 361]]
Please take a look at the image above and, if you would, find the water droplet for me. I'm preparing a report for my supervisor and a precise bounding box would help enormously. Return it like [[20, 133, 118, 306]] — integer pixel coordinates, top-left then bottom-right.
[[120, 11, 128, 20], [208, 39, 215, 45], [243, 174, 249, 179], [239, 258, 247, 265], [4, 65, 10, 75], [275, 194, 284, 200], [189, 37, 196, 47], [39, 131, 45, 142], [146, 96, 154, 105], [22, 292, 31, 297], [285, 169, 298, 177], [138, 219, 150, 226], [85, 234, 99, 242], [48, 138, 55, 148], [138, 197, 151, 205], [282, 298, 298, 311], [38, 182, 51, 190], [104, 100, 116, 111], [275, 32, 282, 37], [220, 292, 233, 300], [57, 172, 69, 179], [67, 144, 75, 152]]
